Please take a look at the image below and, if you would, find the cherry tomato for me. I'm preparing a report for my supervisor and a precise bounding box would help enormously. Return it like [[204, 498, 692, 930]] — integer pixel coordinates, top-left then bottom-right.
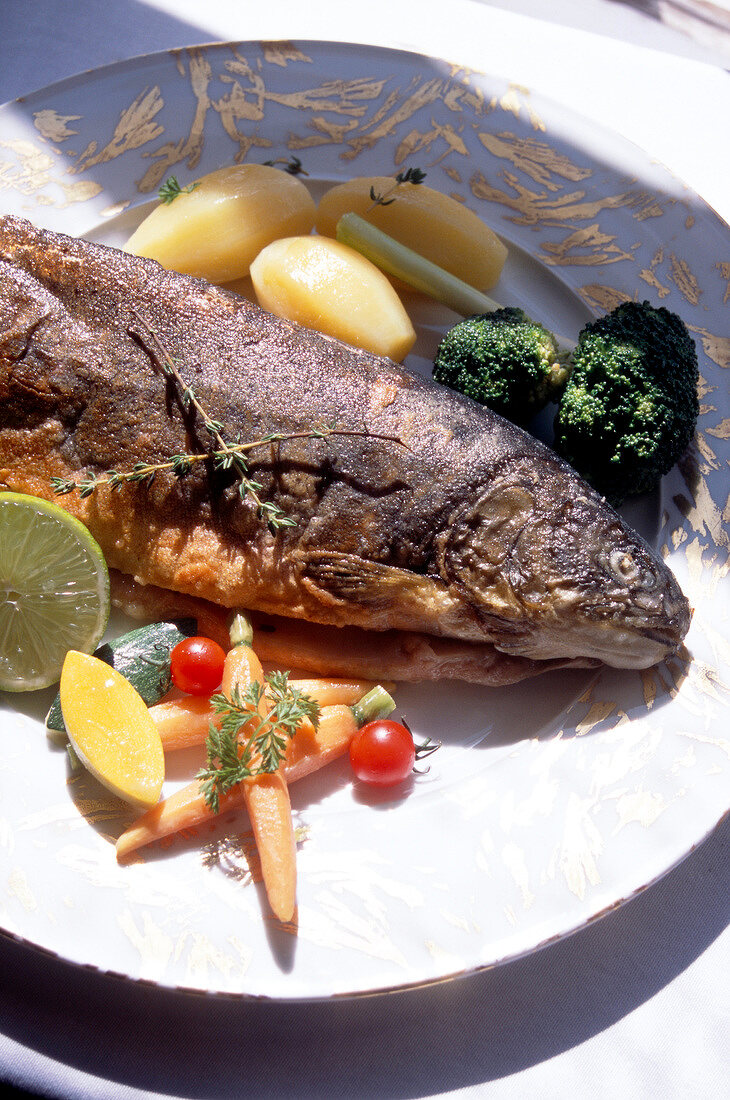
[[349, 719, 416, 786], [169, 636, 226, 696]]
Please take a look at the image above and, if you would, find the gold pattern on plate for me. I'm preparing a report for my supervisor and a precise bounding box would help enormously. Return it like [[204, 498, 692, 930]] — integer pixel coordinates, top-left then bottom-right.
[[136, 53, 211, 191], [179, 930, 253, 985], [716, 261, 730, 303], [577, 284, 631, 314], [691, 327, 730, 371], [7, 867, 38, 912], [668, 253, 702, 305], [476, 131, 591, 190], [551, 793, 603, 900], [33, 109, 81, 143], [0, 138, 57, 196], [261, 42, 314, 68], [613, 789, 668, 831], [72, 86, 166, 175], [394, 121, 469, 168], [706, 418, 730, 440], [118, 908, 174, 979], [342, 77, 453, 162], [540, 223, 636, 267], [493, 83, 546, 132]]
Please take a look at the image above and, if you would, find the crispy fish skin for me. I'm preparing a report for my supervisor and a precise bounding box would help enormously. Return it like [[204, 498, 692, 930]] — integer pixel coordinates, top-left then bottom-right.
[[0, 215, 690, 670]]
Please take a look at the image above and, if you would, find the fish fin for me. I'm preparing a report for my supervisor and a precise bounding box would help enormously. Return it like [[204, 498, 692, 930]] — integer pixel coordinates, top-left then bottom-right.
[[295, 550, 432, 612]]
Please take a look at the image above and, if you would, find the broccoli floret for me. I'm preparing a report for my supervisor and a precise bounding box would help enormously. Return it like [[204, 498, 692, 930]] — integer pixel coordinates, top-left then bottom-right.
[[553, 300, 698, 504], [432, 308, 570, 425]]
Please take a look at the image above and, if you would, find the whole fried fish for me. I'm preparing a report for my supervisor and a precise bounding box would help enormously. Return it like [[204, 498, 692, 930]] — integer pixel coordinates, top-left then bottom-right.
[[0, 215, 690, 681]]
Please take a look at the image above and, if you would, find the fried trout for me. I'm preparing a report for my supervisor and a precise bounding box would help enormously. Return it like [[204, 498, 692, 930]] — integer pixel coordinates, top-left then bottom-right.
[[0, 215, 690, 681]]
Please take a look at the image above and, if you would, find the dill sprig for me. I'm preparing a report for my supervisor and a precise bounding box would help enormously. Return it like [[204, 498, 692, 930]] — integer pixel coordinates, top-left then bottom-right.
[[51, 311, 408, 532], [158, 176, 200, 204], [197, 671, 321, 813], [369, 167, 426, 209]]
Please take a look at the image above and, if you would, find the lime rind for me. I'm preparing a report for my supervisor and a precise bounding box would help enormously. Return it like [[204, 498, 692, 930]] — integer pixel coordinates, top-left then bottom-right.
[[0, 492, 110, 692]]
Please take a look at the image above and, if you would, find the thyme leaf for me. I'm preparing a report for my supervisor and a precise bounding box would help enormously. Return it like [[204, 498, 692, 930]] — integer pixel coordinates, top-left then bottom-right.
[[196, 671, 321, 813]]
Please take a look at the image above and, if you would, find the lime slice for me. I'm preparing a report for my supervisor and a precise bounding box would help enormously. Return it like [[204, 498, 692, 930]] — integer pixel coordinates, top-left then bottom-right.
[[0, 492, 110, 692]]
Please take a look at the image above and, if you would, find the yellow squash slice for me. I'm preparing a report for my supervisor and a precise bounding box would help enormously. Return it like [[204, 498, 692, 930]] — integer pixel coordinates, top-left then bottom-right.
[[60, 651, 164, 809]]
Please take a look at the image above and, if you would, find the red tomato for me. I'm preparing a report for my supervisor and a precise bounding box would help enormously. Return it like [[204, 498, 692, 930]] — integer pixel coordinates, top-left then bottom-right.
[[349, 720, 416, 786], [169, 636, 226, 696]]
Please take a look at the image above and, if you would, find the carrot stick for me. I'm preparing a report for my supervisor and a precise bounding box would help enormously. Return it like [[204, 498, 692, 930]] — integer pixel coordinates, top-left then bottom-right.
[[222, 611, 297, 923], [150, 677, 394, 752], [150, 696, 216, 751], [115, 688, 395, 861], [242, 771, 294, 922]]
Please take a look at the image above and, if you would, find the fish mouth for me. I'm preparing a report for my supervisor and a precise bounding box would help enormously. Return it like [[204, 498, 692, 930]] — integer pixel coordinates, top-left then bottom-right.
[[438, 469, 691, 669]]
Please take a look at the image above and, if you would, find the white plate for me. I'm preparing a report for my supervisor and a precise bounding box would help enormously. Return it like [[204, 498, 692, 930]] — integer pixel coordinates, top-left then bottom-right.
[[1, 40, 728, 1000]]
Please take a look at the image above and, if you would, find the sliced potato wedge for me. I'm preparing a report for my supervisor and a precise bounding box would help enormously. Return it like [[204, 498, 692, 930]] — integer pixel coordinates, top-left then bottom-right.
[[316, 176, 507, 291], [125, 164, 316, 283], [250, 235, 416, 361]]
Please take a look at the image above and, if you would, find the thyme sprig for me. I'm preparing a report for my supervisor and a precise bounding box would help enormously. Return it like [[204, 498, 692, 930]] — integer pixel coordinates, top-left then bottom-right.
[[262, 156, 308, 177], [51, 311, 408, 531], [369, 167, 427, 209], [197, 671, 321, 813], [158, 176, 200, 204]]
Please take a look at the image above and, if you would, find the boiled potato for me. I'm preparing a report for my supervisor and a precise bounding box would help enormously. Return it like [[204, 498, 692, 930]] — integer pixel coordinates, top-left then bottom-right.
[[125, 164, 316, 284], [316, 177, 507, 291], [250, 236, 416, 361]]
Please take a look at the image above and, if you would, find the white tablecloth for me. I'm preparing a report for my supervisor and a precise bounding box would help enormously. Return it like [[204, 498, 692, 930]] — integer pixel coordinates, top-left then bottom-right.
[[1, 2, 728, 1097]]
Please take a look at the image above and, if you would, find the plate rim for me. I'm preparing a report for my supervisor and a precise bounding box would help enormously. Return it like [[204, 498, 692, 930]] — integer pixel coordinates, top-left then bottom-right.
[[1, 36, 728, 1001]]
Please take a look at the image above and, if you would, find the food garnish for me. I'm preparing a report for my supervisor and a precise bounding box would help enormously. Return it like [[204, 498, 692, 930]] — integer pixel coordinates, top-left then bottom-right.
[[157, 175, 200, 204], [170, 635, 226, 696], [262, 156, 308, 177], [60, 650, 164, 808], [51, 311, 403, 532], [0, 492, 110, 692], [198, 669, 322, 814], [211, 612, 300, 921], [367, 167, 428, 208], [115, 678, 397, 862], [147, 676, 395, 752], [45, 618, 197, 742], [349, 717, 440, 787]]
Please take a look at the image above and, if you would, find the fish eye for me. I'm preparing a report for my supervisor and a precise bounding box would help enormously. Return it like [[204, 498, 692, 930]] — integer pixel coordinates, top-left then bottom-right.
[[605, 548, 641, 585]]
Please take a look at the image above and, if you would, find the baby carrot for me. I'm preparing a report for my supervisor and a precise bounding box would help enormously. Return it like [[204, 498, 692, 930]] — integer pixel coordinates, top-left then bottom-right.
[[150, 677, 395, 752], [115, 685, 395, 860], [222, 611, 297, 923]]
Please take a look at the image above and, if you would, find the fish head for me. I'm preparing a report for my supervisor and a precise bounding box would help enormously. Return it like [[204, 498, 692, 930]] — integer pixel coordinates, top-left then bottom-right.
[[438, 456, 691, 668]]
